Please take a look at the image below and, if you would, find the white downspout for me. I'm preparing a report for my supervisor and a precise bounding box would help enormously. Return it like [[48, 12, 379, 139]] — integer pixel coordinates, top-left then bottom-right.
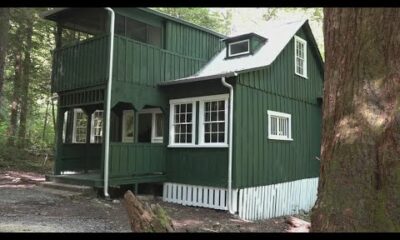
[[221, 73, 236, 214], [103, 7, 115, 199]]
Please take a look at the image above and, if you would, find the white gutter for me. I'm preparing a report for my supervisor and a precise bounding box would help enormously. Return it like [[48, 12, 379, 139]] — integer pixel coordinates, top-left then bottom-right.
[[221, 73, 237, 214], [103, 7, 115, 199]]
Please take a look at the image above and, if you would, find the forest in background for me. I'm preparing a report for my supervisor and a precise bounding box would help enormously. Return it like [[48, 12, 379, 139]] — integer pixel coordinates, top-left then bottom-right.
[[0, 8, 322, 172]]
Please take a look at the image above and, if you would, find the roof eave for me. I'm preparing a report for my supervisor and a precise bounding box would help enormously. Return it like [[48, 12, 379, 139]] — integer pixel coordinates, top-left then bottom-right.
[[40, 8, 68, 20], [158, 72, 238, 87]]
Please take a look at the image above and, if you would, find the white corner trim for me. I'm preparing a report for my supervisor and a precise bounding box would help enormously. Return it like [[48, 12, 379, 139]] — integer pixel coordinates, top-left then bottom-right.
[[294, 35, 308, 79]]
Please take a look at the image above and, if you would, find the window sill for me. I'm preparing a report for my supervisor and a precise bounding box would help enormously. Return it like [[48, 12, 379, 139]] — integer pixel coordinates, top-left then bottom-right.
[[268, 137, 293, 141], [168, 144, 229, 148], [295, 72, 308, 79]]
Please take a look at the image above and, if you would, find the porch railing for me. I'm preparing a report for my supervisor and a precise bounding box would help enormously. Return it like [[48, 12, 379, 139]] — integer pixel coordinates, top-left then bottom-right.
[[109, 143, 166, 178], [52, 34, 109, 92]]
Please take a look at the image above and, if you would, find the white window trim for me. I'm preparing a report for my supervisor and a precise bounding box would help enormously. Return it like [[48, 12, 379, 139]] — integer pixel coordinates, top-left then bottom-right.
[[90, 110, 104, 143], [139, 108, 164, 144], [168, 99, 197, 147], [62, 111, 68, 143], [72, 108, 87, 144], [267, 110, 293, 141], [294, 36, 308, 78], [122, 110, 134, 143], [228, 39, 250, 57], [168, 94, 229, 148], [198, 95, 229, 147]]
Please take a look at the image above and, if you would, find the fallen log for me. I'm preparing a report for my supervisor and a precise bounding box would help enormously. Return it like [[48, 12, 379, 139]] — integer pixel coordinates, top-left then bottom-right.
[[123, 190, 174, 232], [285, 216, 310, 233]]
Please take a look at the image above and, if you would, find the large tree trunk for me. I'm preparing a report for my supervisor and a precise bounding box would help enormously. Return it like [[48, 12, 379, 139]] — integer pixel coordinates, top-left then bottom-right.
[[311, 8, 400, 232], [8, 49, 23, 146], [17, 19, 34, 148], [0, 8, 10, 118]]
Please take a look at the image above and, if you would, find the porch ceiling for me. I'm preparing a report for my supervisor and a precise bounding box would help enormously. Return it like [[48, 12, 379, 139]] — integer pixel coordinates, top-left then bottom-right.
[[41, 8, 108, 35]]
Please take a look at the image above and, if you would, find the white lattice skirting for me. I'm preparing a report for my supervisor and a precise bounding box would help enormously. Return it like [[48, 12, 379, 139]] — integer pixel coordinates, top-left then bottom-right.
[[163, 183, 238, 211], [238, 177, 319, 220], [162, 177, 318, 221]]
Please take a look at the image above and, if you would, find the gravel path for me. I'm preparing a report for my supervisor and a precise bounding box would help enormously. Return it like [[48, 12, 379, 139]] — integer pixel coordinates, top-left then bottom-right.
[[0, 171, 306, 232]]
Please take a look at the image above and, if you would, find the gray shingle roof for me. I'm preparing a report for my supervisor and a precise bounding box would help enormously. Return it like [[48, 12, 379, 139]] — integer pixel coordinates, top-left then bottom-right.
[[160, 18, 309, 86]]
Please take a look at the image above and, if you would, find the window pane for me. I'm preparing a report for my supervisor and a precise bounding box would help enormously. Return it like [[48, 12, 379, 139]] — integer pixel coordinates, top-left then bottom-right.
[[229, 40, 249, 55], [211, 111, 217, 121], [155, 113, 163, 137], [138, 113, 152, 143], [218, 111, 224, 121], [147, 25, 162, 47], [115, 14, 125, 36], [126, 18, 146, 43], [180, 134, 186, 143], [205, 133, 210, 143], [218, 133, 224, 142], [124, 112, 134, 138], [218, 101, 225, 110]]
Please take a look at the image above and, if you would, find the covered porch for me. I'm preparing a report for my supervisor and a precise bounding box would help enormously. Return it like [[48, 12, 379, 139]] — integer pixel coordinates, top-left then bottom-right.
[[52, 87, 168, 187]]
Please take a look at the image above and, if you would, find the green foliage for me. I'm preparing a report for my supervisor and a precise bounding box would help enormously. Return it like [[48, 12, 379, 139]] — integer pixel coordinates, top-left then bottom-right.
[[154, 8, 232, 35], [0, 8, 55, 166]]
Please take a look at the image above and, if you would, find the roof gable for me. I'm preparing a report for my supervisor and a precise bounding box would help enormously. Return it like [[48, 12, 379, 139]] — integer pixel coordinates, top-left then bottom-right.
[[160, 18, 324, 86]]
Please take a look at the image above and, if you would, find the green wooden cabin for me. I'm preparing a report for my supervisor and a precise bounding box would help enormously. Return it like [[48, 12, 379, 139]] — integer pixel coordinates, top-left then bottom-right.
[[43, 8, 324, 220]]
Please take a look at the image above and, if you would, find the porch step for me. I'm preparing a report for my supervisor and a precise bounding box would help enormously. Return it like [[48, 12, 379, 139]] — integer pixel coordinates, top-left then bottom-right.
[[38, 181, 96, 196]]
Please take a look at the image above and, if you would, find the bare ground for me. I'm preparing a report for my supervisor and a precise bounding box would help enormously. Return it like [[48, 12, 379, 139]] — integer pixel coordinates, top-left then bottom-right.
[[0, 170, 309, 232]]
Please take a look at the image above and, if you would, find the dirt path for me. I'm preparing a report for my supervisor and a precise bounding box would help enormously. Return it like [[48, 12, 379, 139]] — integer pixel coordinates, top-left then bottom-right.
[[0, 171, 307, 232], [0, 171, 130, 232]]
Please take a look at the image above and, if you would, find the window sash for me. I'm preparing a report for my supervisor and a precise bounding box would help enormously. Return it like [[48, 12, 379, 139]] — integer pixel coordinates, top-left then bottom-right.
[[122, 110, 134, 143], [72, 109, 87, 143], [294, 36, 307, 78], [90, 110, 103, 144], [169, 103, 195, 145], [267, 110, 292, 141], [199, 98, 228, 145], [228, 39, 250, 57]]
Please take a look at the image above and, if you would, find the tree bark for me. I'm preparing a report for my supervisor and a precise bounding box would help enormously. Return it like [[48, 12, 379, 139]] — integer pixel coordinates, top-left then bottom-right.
[[0, 8, 10, 118], [123, 190, 174, 232], [311, 8, 400, 232], [17, 18, 34, 148], [8, 46, 23, 146]]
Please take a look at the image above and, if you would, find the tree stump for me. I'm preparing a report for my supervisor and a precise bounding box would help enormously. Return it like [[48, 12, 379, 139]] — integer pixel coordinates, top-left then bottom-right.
[[123, 190, 174, 232]]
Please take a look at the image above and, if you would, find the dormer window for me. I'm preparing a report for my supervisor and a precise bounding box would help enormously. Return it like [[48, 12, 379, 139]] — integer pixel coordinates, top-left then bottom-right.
[[228, 39, 250, 57]]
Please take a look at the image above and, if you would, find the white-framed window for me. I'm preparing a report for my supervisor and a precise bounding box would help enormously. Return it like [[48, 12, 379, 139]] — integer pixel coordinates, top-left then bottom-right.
[[168, 94, 229, 148], [90, 110, 103, 143], [138, 108, 164, 144], [169, 100, 196, 146], [122, 110, 134, 143], [267, 110, 293, 141], [72, 108, 87, 143], [228, 39, 250, 57], [294, 36, 307, 78], [199, 95, 228, 146]]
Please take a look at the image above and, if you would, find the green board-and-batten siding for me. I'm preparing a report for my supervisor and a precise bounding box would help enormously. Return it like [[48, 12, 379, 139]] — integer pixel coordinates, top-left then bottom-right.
[[232, 26, 323, 189]]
